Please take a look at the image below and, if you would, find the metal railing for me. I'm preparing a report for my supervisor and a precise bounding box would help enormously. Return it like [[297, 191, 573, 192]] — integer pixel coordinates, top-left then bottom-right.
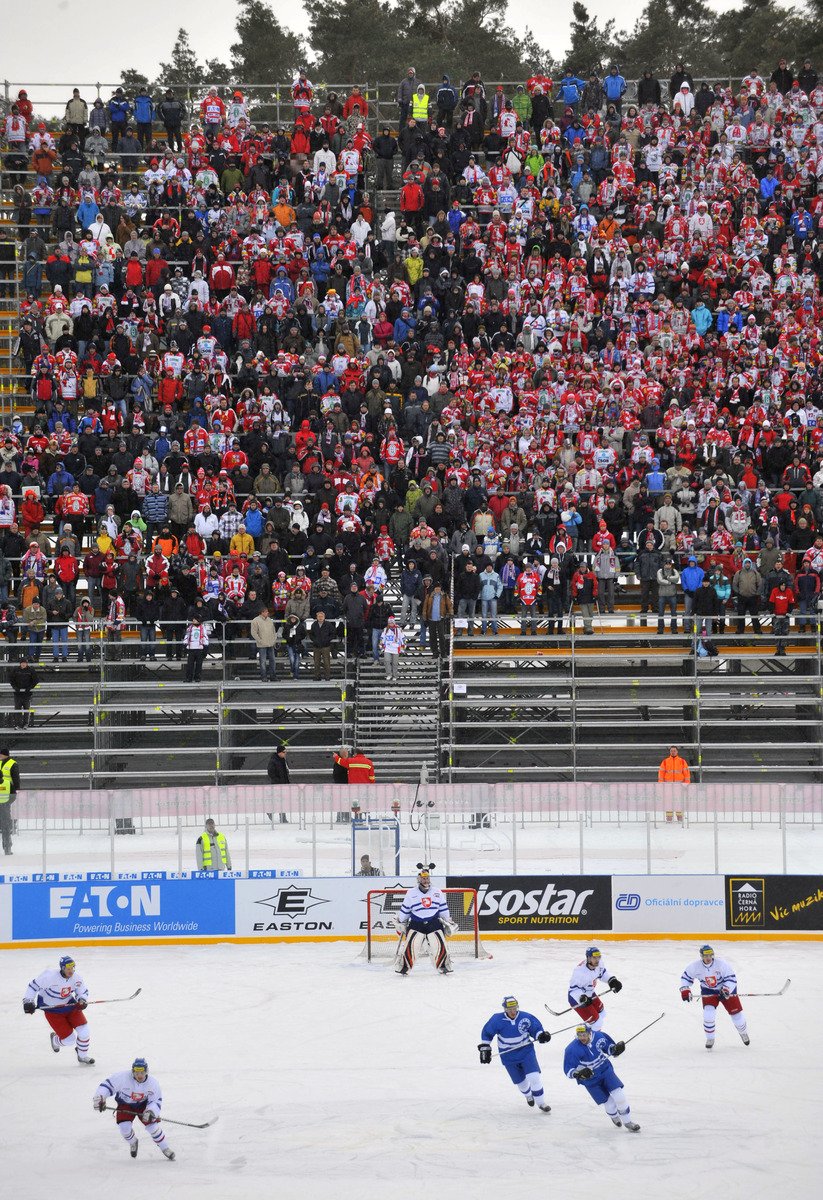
[[8, 780, 822, 877]]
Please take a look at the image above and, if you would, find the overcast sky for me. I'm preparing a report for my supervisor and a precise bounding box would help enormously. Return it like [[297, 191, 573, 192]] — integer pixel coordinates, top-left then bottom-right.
[[6, 0, 750, 101]]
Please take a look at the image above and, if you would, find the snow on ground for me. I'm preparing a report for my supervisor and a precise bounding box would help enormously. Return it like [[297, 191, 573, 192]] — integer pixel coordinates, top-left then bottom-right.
[[0, 938, 818, 1200], [9, 817, 823, 876]]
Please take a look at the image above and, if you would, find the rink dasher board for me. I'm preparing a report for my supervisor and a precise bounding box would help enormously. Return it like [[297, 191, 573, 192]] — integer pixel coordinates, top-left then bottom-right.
[[0, 873, 821, 945]]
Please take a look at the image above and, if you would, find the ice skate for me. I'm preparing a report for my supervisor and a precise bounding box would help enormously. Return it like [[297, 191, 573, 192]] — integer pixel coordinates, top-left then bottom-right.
[[538, 1103, 551, 1113], [76, 1051, 95, 1064], [740, 1032, 750, 1045], [162, 1148, 176, 1161], [526, 1096, 535, 1107], [624, 1121, 641, 1132], [130, 1141, 138, 1158], [705, 1037, 715, 1049], [611, 1116, 623, 1127], [50, 1033, 60, 1053]]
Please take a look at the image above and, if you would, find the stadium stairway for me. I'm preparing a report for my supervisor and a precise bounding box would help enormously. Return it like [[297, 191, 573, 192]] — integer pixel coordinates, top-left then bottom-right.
[[353, 651, 443, 781]]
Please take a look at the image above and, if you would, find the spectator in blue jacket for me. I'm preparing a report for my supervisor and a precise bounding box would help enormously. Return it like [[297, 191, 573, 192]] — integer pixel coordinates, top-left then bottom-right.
[[478, 564, 503, 634], [645, 459, 667, 496], [603, 66, 627, 110], [48, 463, 75, 496], [76, 193, 100, 231], [759, 169, 780, 205], [790, 204, 813, 241], [556, 74, 586, 110], [691, 299, 713, 337], [680, 556, 705, 634], [107, 88, 131, 151], [133, 89, 155, 149]]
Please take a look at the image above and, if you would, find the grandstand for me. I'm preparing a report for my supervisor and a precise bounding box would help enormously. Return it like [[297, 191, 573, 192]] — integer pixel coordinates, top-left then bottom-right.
[[0, 61, 821, 791]]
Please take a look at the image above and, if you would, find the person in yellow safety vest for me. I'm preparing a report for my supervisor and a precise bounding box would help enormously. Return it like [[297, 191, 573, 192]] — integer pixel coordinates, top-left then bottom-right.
[[411, 85, 430, 124], [0, 747, 20, 855], [195, 818, 232, 870]]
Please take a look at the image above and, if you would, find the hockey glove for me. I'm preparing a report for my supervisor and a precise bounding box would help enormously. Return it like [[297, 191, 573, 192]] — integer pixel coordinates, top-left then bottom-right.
[[478, 1043, 492, 1065], [607, 977, 622, 993], [609, 1041, 625, 1057], [141, 1110, 159, 1124], [22, 1000, 36, 1014], [574, 1066, 593, 1080], [576, 994, 593, 1007], [442, 921, 456, 939], [720, 987, 731, 999], [536, 1031, 551, 1044], [75, 997, 88, 1009], [680, 989, 692, 1002], [93, 1096, 106, 1112]]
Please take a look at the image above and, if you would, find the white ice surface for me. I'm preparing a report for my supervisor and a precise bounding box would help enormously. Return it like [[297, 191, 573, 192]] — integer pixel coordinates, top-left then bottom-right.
[[8, 817, 823, 877], [0, 938, 818, 1200]]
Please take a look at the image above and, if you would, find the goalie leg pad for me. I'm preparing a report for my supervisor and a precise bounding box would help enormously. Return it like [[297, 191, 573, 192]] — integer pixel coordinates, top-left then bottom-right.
[[394, 929, 418, 974], [429, 930, 453, 972]]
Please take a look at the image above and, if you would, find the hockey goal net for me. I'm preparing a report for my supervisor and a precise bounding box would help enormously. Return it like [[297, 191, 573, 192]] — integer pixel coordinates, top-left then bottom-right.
[[364, 888, 489, 961]]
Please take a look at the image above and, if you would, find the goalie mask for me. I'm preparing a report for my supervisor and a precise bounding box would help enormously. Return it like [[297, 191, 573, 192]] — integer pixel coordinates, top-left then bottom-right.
[[417, 870, 431, 891]]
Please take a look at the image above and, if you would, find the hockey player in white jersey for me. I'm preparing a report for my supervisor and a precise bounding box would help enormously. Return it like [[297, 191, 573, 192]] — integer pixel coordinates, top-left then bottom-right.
[[394, 869, 457, 974], [568, 946, 623, 1031], [22, 955, 94, 1064], [93, 1057, 175, 1160], [479, 996, 552, 1112], [680, 944, 750, 1049]]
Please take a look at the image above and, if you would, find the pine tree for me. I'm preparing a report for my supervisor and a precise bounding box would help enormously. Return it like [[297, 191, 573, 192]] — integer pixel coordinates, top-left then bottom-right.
[[157, 29, 204, 92], [565, 3, 620, 76], [230, 0, 304, 84]]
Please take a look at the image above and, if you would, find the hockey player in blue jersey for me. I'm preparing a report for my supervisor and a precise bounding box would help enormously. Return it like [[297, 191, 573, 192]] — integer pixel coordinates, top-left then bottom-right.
[[563, 1023, 640, 1132], [478, 996, 552, 1112]]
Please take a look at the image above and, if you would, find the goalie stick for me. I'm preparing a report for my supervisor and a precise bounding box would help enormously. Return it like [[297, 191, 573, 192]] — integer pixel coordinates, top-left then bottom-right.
[[544, 986, 614, 1017], [103, 1105, 218, 1130]]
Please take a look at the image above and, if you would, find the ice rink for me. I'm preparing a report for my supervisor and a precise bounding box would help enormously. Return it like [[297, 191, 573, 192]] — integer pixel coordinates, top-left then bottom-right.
[[1, 937, 818, 1200]]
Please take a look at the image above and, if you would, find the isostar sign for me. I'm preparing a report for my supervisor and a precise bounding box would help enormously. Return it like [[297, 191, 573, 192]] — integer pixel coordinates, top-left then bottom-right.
[[448, 876, 612, 931], [612, 876, 725, 933], [726, 876, 823, 931]]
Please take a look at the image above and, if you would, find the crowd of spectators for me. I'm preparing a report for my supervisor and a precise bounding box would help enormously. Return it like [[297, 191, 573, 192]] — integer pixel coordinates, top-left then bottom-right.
[[1, 54, 823, 670]]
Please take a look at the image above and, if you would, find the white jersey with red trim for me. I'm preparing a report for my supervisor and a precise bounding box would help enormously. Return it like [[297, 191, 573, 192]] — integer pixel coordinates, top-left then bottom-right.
[[568, 957, 610, 1006], [680, 956, 738, 997]]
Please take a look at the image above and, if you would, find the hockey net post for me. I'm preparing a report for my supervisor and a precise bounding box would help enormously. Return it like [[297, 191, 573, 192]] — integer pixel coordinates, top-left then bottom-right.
[[364, 888, 490, 961]]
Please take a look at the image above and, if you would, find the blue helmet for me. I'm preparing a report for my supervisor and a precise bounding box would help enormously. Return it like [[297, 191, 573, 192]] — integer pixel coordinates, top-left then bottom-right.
[[585, 946, 601, 961], [59, 955, 75, 975], [132, 1057, 149, 1078], [699, 944, 714, 960], [502, 995, 519, 1011]]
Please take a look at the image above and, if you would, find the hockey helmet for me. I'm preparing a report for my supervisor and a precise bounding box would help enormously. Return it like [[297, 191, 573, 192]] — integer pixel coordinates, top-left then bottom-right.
[[59, 955, 76, 977], [699, 944, 714, 962], [585, 946, 601, 962], [132, 1057, 148, 1081], [575, 1024, 592, 1040], [502, 996, 519, 1012]]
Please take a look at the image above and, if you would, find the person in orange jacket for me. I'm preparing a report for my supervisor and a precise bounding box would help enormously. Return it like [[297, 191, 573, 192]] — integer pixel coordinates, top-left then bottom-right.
[[334, 748, 375, 783], [658, 745, 690, 822]]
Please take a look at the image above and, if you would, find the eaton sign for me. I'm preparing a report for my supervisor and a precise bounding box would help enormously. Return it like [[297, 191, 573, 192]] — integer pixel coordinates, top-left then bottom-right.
[[12, 878, 235, 940], [49, 884, 160, 920]]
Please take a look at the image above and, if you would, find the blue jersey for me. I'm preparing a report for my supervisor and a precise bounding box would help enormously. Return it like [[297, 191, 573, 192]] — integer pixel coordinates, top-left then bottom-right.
[[481, 1010, 545, 1056], [563, 1031, 617, 1082]]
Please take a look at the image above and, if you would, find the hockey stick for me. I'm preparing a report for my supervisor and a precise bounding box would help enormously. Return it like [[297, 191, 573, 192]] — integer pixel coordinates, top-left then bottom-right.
[[63, 989, 142, 1010], [87, 988, 142, 1006], [492, 1021, 580, 1059], [622, 1012, 665, 1046], [737, 978, 791, 998], [544, 987, 614, 1017], [103, 1105, 218, 1130]]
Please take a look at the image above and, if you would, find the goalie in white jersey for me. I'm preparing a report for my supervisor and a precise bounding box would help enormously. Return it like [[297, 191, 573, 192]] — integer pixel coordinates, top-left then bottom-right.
[[394, 869, 457, 975], [93, 1057, 175, 1160], [680, 944, 750, 1049]]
